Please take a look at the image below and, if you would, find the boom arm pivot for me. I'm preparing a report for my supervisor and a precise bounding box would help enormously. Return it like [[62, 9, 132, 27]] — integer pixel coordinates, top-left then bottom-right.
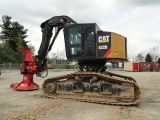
[[36, 16, 76, 77]]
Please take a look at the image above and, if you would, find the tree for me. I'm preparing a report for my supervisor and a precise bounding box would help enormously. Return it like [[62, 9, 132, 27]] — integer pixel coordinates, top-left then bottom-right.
[[135, 53, 144, 62], [0, 15, 28, 63], [157, 58, 160, 64], [0, 43, 23, 63], [149, 45, 159, 62], [127, 53, 134, 61], [145, 53, 153, 62], [0, 15, 12, 42], [0, 15, 28, 52], [11, 21, 28, 49]]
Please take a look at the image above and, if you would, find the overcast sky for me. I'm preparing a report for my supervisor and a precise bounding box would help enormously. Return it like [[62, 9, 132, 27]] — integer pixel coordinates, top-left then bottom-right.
[[0, 0, 160, 59]]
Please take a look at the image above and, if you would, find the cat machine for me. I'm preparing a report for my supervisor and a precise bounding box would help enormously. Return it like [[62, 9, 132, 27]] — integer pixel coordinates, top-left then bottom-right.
[[12, 15, 140, 105], [37, 16, 140, 105]]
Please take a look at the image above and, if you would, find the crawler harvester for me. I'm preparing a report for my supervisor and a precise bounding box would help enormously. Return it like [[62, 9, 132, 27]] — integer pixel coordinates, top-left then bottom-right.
[[12, 16, 140, 105], [38, 16, 140, 105]]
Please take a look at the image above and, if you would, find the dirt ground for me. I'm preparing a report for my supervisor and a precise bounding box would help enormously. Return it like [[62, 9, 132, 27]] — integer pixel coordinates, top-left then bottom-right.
[[0, 69, 160, 120]]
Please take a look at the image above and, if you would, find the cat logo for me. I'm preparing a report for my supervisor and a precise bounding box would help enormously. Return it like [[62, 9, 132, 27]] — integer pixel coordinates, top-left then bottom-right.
[[98, 35, 110, 43]]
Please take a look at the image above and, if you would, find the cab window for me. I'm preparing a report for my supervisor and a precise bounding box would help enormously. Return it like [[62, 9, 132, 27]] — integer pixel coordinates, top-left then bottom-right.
[[68, 25, 82, 44], [86, 28, 94, 41]]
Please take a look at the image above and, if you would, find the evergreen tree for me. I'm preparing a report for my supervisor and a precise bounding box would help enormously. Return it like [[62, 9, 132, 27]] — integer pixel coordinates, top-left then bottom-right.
[[11, 21, 28, 50], [145, 53, 153, 62], [0, 16, 11, 43], [157, 58, 160, 64], [0, 15, 28, 63], [0, 15, 28, 51]]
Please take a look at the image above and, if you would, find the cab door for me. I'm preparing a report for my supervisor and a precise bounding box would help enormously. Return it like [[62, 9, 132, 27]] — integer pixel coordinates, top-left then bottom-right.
[[83, 24, 96, 57]]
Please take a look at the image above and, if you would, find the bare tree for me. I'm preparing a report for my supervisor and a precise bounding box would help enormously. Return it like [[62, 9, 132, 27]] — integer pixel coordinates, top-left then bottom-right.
[[51, 49, 66, 60], [135, 53, 144, 62], [51, 53, 58, 60], [141, 50, 147, 58], [149, 45, 159, 62], [127, 53, 136, 61], [59, 50, 66, 60]]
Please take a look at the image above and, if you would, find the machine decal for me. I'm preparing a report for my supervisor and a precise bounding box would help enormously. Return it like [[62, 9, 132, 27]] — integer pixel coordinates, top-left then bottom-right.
[[97, 32, 111, 57], [103, 48, 111, 57], [98, 45, 108, 49], [98, 35, 110, 43]]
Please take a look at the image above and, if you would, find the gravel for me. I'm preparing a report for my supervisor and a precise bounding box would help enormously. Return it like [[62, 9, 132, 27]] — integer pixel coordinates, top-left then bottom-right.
[[0, 70, 160, 120]]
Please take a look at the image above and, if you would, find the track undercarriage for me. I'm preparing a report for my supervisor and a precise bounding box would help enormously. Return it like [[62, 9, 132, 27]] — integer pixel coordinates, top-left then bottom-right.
[[42, 71, 140, 106]]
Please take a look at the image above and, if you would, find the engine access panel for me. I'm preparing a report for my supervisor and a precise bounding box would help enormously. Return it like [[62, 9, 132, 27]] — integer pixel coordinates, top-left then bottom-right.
[[64, 23, 127, 61]]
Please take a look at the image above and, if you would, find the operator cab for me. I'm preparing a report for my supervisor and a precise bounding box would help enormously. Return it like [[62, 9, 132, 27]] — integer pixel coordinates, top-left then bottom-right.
[[64, 23, 100, 60]]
